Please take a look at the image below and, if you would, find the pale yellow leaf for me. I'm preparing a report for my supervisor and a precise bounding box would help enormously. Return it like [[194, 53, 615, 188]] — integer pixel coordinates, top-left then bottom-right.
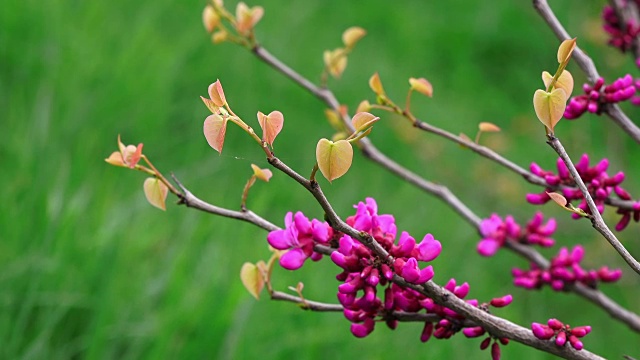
[[351, 112, 379, 132], [315, 138, 353, 182], [143, 177, 168, 211], [557, 38, 577, 64], [342, 26, 366, 48], [240, 262, 264, 300], [409, 77, 433, 97], [533, 88, 567, 131], [478, 122, 501, 132], [251, 163, 273, 182]]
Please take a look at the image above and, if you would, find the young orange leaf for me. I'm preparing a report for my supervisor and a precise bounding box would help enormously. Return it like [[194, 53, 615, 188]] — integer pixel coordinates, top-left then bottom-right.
[[257, 110, 284, 147], [351, 112, 379, 132], [200, 96, 220, 114], [105, 151, 125, 167], [458, 133, 471, 149], [127, 143, 143, 169], [235, 2, 264, 35], [409, 77, 433, 97], [533, 88, 567, 131], [202, 5, 220, 33], [251, 164, 273, 182], [203, 114, 228, 153], [143, 177, 168, 211], [212, 30, 228, 44], [240, 262, 264, 300], [557, 38, 577, 64], [542, 70, 574, 98], [478, 122, 501, 132], [546, 191, 567, 207], [323, 49, 347, 78], [324, 109, 344, 131], [112, 135, 142, 168], [369, 72, 385, 95], [315, 138, 353, 182], [208, 80, 226, 107], [342, 26, 366, 48], [356, 100, 371, 113]]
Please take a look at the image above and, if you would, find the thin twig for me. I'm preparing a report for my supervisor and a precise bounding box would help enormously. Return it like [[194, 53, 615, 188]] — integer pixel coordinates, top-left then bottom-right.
[[412, 118, 638, 212], [271, 290, 477, 324], [532, 0, 640, 144], [171, 173, 279, 232], [546, 136, 640, 275]]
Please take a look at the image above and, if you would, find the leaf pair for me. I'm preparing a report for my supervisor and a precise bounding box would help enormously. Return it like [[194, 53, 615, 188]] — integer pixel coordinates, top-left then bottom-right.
[[323, 27, 366, 79], [202, 80, 284, 154], [532, 38, 576, 133]]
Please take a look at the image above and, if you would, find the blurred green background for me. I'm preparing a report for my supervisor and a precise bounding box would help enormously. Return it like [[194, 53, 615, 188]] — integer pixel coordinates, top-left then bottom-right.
[[2, 0, 640, 358]]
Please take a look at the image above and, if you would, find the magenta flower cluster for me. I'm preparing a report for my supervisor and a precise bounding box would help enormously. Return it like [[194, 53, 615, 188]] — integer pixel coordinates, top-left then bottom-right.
[[602, 4, 640, 53], [526, 154, 639, 230], [564, 75, 640, 119], [267, 211, 333, 270], [512, 245, 622, 291], [269, 198, 513, 356], [532, 318, 592, 351], [477, 212, 556, 256]]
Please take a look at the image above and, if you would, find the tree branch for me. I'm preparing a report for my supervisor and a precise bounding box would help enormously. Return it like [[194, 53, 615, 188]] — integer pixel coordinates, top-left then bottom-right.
[[532, 0, 640, 144], [251, 42, 640, 333], [546, 136, 640, 275], [266, 153, 604, 359]]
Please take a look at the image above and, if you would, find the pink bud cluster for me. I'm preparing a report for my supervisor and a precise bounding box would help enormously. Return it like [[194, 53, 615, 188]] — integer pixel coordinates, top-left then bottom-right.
[[476, 212, 556, 257], [564, 75, 640, 119], [532, 318, 591, 351], [526, 154, 639, 230], [512, 245, 622, 291], [602, 4, 640, 53], [268, 198, 513, 357]]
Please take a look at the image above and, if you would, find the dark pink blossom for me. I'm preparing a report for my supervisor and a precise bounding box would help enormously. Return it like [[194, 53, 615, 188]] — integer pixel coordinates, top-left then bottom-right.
[[527, 155, 637, 230], [512, 245, 622, 290], [477, 212, 556, 256], [532, 319, 591, 351]]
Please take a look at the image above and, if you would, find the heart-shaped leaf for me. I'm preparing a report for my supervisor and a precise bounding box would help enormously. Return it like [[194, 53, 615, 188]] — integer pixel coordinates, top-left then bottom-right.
[[351, 112, 379, 133], [557, 38, 577, 64], [143, 177, 168, 211], [409, 77, 433, 97], [203, 114, 228, 153], [240, 262, 264, 300], [533, 88, 567, 131], [342, 26, 366, 48], [251, 163, 272, 182], [315, 138, 353, 182], [257, 110, 284, 147], [542, 70, 574, 99]]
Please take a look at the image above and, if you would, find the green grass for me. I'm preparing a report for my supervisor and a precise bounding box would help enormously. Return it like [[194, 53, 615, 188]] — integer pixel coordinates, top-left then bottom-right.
[[2, 0, 640, 358]]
